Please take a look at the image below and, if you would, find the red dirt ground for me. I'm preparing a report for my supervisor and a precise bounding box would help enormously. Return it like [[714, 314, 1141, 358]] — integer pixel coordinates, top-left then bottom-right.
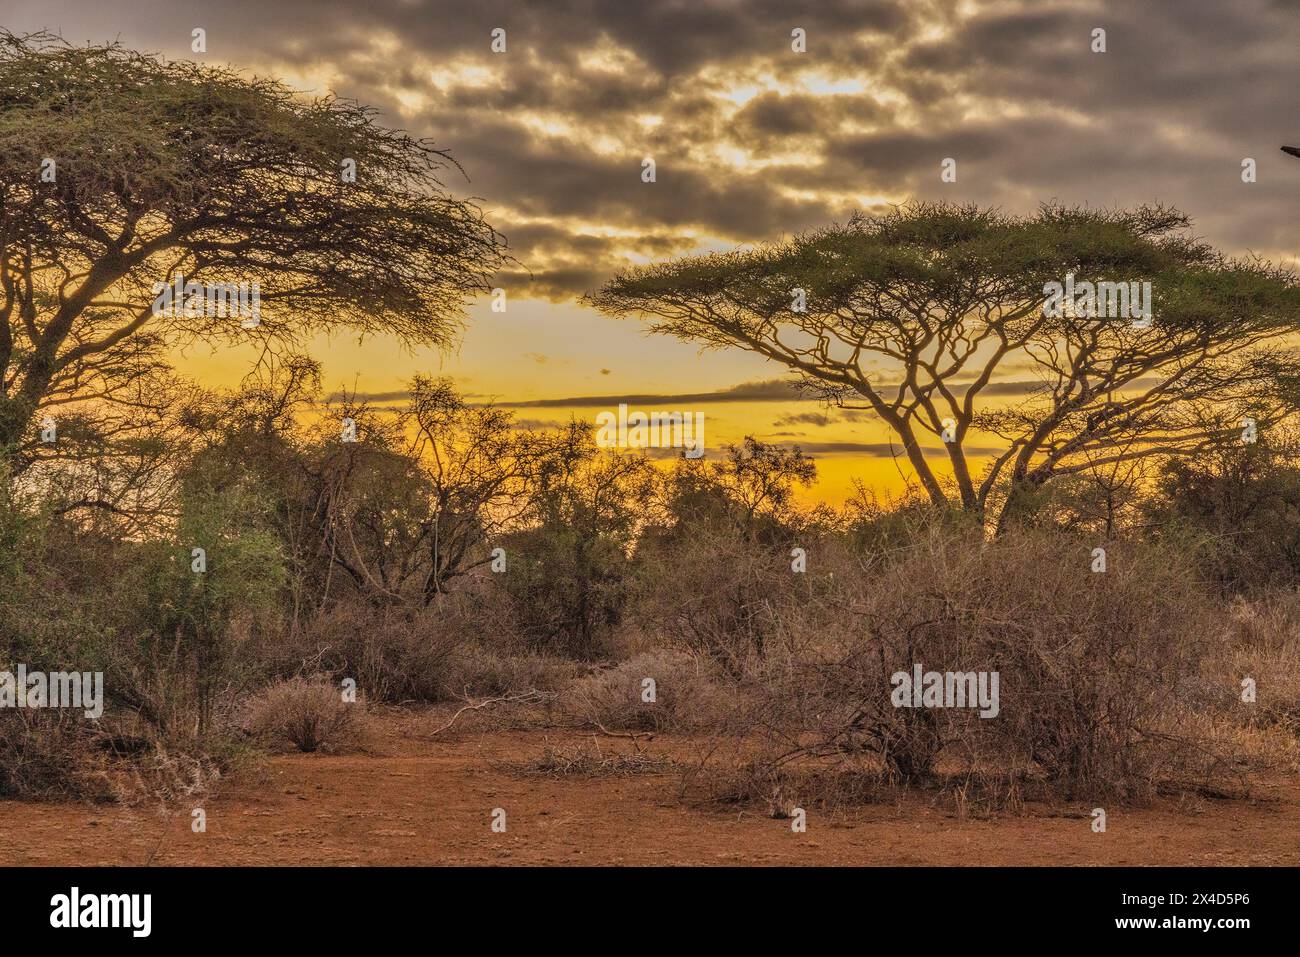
[[3, 712, 1297, 866]]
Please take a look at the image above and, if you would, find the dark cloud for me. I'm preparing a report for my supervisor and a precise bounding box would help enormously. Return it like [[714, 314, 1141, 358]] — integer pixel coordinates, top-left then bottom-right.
[[321, 389, 409, 403], [499, 377, 804, 408], [789, 442, 1005, 457], [328, 377, 804, 406], [330, 373, 1159, 410], [774, 411, 837, 427], [333, 375, 1156, 408], [9, 0, 1298, 302]]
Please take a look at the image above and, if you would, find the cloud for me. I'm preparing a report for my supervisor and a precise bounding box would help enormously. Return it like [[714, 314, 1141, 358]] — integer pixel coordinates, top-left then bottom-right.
[[320, 389, 409, 404], [499, 377, 805, 407], [329, 374, 1157, 408], [12, 0, 1298, 302], [774, 411, 837, 427], [785, 441, 1005, 457]]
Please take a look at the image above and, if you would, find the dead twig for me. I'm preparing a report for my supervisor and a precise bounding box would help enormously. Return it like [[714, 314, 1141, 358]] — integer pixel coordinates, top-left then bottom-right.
[[428, 688, 551, 737], [585, 717, 656, 749]]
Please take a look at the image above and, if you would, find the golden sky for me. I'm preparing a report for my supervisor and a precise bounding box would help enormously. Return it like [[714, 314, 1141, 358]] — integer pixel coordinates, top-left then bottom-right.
[[13, 0, 1300, 502]]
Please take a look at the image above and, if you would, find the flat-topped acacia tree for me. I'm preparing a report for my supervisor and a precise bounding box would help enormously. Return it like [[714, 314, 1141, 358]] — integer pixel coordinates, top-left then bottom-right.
[[0, 31, 509, 472], [589, 203, 1300, 530]]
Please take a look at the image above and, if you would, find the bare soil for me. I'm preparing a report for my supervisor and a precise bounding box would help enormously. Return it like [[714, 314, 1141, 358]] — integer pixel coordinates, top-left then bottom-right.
[[3, 711, 1296, 866]]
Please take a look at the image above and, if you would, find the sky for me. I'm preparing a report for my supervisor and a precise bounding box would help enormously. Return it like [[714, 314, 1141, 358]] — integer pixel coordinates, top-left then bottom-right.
[[8, 0, 1300, 501]]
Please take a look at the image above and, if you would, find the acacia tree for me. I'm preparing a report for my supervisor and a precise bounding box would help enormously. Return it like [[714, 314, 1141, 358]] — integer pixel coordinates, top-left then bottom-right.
[[590, 203, 1300, 529], [0, 32, 509, 472], [400, 376, 581, 600], [308, 379, 574, 607], [656, 436, 815, 535], [181, 368, 578, 611]]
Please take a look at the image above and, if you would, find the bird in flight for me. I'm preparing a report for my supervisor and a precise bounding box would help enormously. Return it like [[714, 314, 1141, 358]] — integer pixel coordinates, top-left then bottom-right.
[[1283, 146, 1300, 158]]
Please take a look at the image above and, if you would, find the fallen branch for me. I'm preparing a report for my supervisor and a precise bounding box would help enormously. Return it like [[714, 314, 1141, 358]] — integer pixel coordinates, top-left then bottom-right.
[[428, 688, 551, 737], [584, 717, 656, 748]]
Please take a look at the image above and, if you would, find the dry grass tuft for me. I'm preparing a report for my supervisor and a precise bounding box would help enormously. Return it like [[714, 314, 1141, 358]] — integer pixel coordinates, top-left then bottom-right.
[[242, 675, 364, 753], [514, 741, 675, 778]]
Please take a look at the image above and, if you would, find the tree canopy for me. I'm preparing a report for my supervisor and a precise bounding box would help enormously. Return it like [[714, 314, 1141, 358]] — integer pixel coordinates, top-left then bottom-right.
[[589, 202, 1300, 528], [0, 31, 510, 471]]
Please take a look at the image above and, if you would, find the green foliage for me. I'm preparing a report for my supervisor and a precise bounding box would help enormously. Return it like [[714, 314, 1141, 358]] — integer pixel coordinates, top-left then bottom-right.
[[0, 30, 510, 466], [499, 438, 654, 658], [591, 202, 1300, 530], [1147, 440, 1300, 591]]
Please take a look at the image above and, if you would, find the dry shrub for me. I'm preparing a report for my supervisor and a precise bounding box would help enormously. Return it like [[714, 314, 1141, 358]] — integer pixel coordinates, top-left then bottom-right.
[[279, 605, 462, 703], [566, 650, 736, 732], [272, 596, 573, 703], [0, 709, 227, 805], [693, 753, 898, 816], [0, 709, 113, 800], [970, 530, 1224, 799], [515, 741, 674, 777], [107, 745, 225, 806], [1220, 593, 1300, 730], [242, 675, 363, 752], [679, 525, 1236, 805], [634, 522, 800, 676], [444, 644, 581, 698]]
